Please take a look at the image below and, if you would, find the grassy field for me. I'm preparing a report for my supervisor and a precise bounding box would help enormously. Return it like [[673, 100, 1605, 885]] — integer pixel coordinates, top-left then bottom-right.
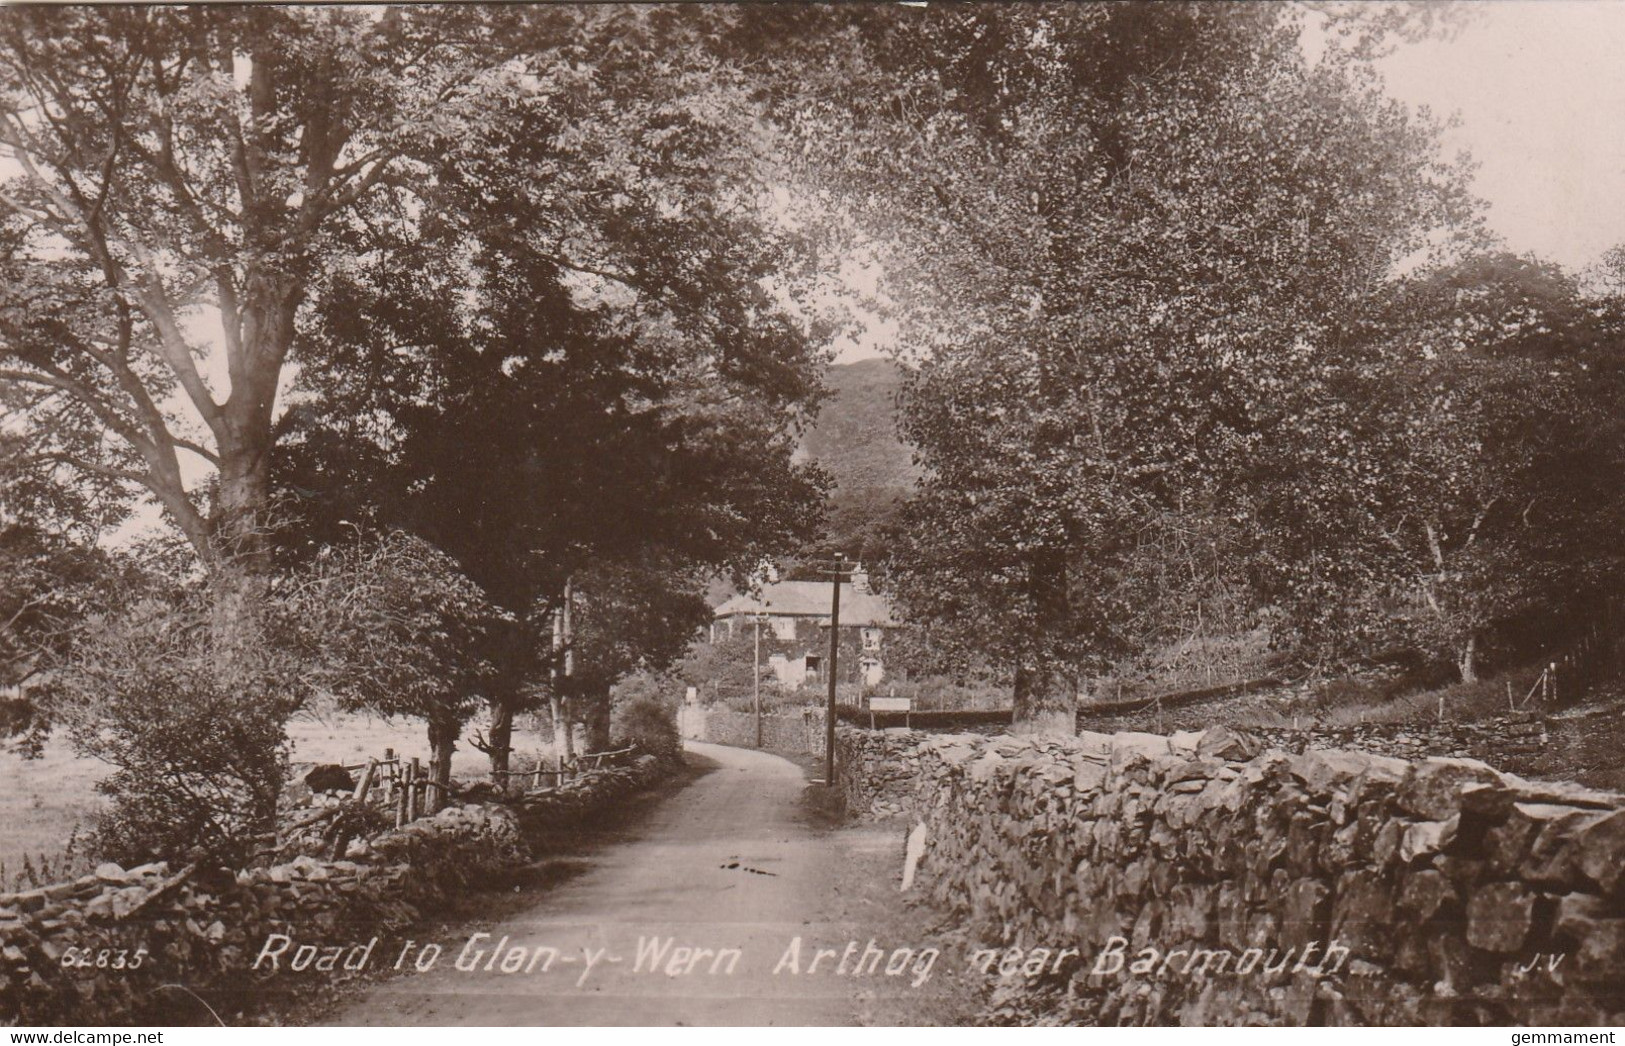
[[0, 711, 560, 886]]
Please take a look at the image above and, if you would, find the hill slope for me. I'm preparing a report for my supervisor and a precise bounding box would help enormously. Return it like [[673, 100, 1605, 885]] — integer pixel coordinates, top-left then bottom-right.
[[796, 357, 919, 566]]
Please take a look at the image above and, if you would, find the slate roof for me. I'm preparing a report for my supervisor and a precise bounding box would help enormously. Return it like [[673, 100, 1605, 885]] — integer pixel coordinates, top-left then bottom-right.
[[713, 580, 897, 627]]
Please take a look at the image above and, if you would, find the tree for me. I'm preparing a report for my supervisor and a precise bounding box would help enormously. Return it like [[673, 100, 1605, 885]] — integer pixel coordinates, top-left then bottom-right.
[[0, 526, 106, 687], [676, 630, 763, 699], [0, 6, 548, 663], [563, 559, 714, 752], [287, 531, 505, 807], [0, 523, 128, 748], [765, 3, 1475, 727], [45, 589, 302, 866], [1257, 253, 1625, 680]]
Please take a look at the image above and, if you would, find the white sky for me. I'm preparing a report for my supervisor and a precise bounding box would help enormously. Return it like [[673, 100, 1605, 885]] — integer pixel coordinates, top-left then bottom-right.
[[1374, 0, 1625, 272]]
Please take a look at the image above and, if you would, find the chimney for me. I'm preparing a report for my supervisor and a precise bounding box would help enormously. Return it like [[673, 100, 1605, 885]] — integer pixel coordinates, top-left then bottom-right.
[[851, 563, 870, 595]]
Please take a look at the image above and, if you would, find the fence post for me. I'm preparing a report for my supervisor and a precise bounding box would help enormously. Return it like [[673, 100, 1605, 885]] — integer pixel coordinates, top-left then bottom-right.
[[353, 758, 379, 804], [395, 761, 410, 828], [408, 757, 423, 820], [384, 748, 396, 799]]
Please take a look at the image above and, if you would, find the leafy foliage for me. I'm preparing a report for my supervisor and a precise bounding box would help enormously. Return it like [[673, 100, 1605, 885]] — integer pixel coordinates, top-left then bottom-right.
[[283, 531, 506, 777], [46, 596, 294, 866], [610, 673, 682, 763], [0, 6, 539, 574], [1256, 254, 1625, 677], [561, 559, 713, 748], [774, 4, 1476, 719], [275, 8, 834, 767]]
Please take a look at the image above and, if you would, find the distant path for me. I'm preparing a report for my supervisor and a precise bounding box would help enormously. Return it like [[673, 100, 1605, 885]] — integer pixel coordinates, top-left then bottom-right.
[[326, 742, 876, 1026]]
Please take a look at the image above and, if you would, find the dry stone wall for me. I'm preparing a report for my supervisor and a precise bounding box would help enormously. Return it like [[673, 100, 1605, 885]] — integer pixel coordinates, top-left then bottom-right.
[[680, 706, 827, 757], [835, 727, 1625, 1026], [0, 755, 665, 1025]]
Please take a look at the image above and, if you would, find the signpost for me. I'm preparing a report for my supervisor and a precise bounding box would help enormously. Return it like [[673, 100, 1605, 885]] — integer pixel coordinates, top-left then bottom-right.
[[824, 557, 842, 785], [752, 614, 765, 748], [868, 695, 912, 729]]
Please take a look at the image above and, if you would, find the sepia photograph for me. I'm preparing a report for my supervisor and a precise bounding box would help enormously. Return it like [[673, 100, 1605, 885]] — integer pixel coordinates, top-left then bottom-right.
[[3, 0, 1625, 1032]]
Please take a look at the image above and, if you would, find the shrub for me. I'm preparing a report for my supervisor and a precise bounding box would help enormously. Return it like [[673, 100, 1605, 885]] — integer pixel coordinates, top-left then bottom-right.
[[48, 597, 294, 867], [283, 532, 505, 807], [611, 674, 681, 761]]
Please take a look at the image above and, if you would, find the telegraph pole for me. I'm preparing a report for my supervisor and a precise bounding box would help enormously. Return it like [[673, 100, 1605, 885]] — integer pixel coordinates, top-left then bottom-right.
[[753, 614, 763, 748], [824, 555, 845, 785], [561, 575, 575, 761]]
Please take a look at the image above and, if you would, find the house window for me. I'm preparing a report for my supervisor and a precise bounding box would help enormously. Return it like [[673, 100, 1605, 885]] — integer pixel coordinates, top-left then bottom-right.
[[804, 655, 821, 682], [862, 628, 882, 651]]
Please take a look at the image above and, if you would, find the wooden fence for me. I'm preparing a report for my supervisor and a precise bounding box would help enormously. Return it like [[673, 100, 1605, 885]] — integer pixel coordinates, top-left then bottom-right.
[[338, 748, 434, 828], [336, 743, 641, 829], [484, 744, 640, 794], [1521, 600, 1625, 709]]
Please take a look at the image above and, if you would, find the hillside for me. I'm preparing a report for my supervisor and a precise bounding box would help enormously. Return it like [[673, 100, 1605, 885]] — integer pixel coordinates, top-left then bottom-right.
[[796, 358, 919, 565]]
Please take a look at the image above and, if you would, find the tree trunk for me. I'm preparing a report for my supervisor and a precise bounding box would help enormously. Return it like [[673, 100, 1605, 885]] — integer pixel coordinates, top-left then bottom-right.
[[485, 696, 515, 783], [1458, 634, 1478, 685], [1012, 663, 1077, 735], [206, 428, 275, 685], [547, 692, 564, 768], [426, 715, 457, 814], [210, 271, 293, 578], [583, 683, 612, 752], [559, 696, 576, 762], [1014, 548, 1076, 735], [214, 446, 273, 571]]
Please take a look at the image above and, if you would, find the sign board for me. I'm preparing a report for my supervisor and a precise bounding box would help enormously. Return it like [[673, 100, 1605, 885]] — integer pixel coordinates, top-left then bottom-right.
[[869, 696, 912, 713]]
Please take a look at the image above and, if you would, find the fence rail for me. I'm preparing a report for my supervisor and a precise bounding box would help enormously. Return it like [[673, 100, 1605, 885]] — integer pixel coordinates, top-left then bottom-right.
[[487, 743, 640, 791], [1520, 601, 1625, 709], [315, 743, 640, 832]]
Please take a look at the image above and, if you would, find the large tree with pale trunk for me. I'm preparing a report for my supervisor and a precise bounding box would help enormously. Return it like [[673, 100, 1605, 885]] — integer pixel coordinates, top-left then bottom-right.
[[0, 7, 838, 700], [0, 6, 560, 662]]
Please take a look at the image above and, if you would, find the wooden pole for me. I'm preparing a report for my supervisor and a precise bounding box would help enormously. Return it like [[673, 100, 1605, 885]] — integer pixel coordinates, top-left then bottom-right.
[[408, 757, 422, 821], [825, 556, 842, 786], [754, 616, 763, 748], [395, 762, 409, 827], [353, 758, 379, 804], [551, 602, 565, 774], [562, 576, 576, 764]]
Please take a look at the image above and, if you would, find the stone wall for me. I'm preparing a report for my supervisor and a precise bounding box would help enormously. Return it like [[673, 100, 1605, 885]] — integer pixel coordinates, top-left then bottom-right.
[[1246, 714, 1550, 775], [835, 727, 1625, 1026], [1076, 700, 1553, 778], [0, 756, 666, 1025], [680, 706, 827, 758]]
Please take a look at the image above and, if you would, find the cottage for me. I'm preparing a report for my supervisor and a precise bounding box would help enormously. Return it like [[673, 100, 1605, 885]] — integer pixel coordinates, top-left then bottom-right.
[[711, 568, 898, 688]]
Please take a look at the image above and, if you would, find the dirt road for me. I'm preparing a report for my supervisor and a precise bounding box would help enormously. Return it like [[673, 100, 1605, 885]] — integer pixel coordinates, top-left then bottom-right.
[[325, 741, 952, 1026]]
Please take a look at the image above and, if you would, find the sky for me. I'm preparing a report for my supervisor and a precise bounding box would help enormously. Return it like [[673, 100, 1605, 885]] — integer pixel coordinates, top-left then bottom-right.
[[1373, 0, 1625, 273]]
